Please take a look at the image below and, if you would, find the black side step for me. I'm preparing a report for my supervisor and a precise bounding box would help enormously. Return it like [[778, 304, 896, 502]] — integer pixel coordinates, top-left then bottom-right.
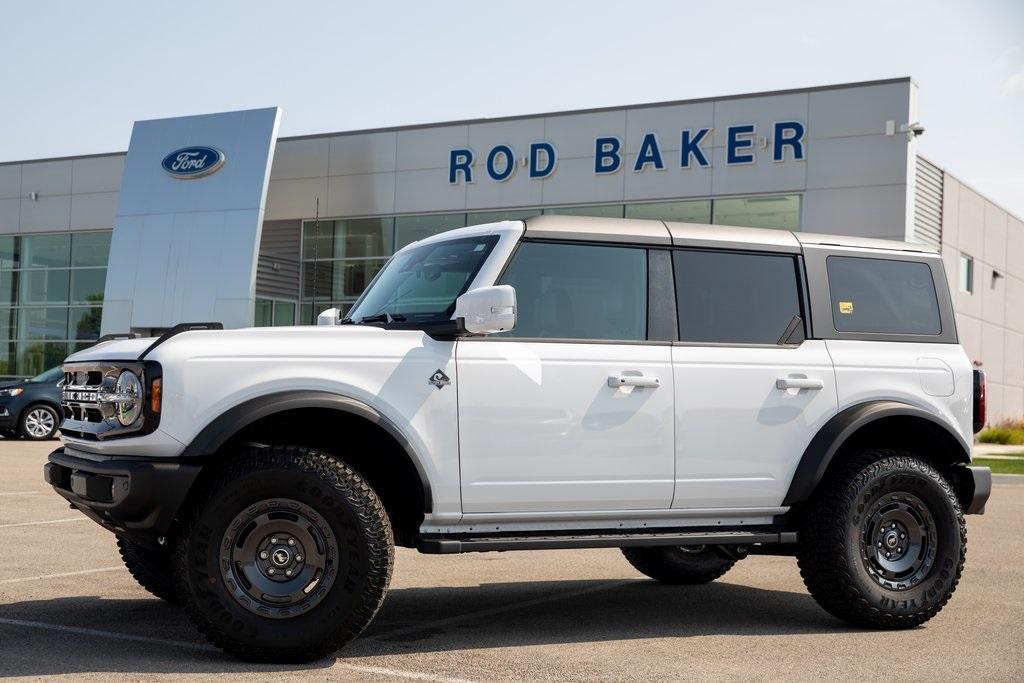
[[418, 530, 798, 554]]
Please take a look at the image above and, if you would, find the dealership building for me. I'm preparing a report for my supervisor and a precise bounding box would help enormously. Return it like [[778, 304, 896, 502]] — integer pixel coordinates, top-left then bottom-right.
[[0, 77, 1021, 421]]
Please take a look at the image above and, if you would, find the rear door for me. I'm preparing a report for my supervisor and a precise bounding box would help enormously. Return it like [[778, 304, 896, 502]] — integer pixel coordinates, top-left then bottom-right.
[[670, 248, 839, 510], [456, 241, 676, 513]]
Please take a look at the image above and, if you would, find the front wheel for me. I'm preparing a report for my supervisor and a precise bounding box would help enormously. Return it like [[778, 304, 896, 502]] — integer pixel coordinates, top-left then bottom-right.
[[174, 446, 394, 662], [20, 404, 60, 440], [796, 450, 966, 629]]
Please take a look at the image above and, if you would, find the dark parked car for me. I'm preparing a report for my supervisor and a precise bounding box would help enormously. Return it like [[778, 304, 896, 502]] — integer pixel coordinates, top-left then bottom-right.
[[0, 366, 63, 440]]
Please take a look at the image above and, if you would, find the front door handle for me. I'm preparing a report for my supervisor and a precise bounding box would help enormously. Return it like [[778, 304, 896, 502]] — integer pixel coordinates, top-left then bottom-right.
[[776, 377, 824, 390], [609, 375, 661, 388]]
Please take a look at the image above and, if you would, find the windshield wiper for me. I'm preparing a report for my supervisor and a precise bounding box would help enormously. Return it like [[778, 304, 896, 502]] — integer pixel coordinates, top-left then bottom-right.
[[349, 312, 407, 325]]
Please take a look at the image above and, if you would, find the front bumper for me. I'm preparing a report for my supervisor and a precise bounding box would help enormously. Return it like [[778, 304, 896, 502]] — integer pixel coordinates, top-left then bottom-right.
[[961, 465, 992, 515], [44, 447, 201, 548]]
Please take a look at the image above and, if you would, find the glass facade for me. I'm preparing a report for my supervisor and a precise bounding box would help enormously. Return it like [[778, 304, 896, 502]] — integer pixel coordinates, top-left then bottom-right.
[[298, 195, 801, 324], [254, 297, 297, 327], [0, 231, 110, 379]]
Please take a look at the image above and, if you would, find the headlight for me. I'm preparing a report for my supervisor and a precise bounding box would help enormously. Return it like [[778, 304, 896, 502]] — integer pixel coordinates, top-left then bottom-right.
[[0, 387, 23, 397], [114, 370, 143, 426]]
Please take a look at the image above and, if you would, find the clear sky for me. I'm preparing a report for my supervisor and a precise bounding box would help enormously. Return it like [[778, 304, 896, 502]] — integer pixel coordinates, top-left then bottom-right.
[[2, 0, 1022, 215]]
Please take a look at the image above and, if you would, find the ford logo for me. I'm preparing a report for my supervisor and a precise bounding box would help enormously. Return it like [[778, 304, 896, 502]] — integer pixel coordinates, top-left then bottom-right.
[[161, 146, 226, 179]]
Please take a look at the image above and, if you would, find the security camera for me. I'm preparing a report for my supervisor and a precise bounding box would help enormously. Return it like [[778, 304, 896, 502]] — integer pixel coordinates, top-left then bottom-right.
[[898, 122, 925, 139]]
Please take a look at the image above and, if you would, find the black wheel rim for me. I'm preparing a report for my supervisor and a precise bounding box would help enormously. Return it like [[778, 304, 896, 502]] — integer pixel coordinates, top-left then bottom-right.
[[860, 491, 937, 591], [220, 498, 338, 619]]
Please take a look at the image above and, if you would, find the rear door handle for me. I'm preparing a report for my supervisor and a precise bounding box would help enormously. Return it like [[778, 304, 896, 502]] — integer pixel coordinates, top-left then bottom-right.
[[608, 375, 661, 388], [776, 377, 824, 390]]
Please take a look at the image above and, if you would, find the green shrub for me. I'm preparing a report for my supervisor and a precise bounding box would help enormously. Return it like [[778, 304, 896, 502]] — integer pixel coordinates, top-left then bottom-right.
[[978, 419, 1024, 445]]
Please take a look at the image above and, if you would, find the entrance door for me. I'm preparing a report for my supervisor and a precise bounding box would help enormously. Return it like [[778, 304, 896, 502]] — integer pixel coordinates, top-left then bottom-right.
[[457, 241, 675, 513], [668, 248, 838, 510]]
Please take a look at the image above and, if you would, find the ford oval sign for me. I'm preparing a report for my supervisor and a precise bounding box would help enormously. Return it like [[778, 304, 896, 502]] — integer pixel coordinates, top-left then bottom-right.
[[161, 146, 226, 179]]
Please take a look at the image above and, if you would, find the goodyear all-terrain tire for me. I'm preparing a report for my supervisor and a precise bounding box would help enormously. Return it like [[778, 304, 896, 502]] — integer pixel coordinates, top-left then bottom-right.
[[117, 537, 182, 605], [173, 446, 394, 662], [622, 546, 738, 584], [796, 450, 966, 629]]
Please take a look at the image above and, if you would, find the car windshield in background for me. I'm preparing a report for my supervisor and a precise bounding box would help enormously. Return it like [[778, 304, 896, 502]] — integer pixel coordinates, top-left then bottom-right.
[[346, 235, 499, 324]]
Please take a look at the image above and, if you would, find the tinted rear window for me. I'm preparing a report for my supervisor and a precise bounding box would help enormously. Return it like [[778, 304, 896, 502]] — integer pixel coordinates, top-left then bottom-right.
[[673, 250, 802, 344], [826, 256, 940, 335]]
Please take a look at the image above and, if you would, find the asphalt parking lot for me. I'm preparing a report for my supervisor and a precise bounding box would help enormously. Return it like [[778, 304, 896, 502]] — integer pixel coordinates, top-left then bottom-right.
[[1, 440, 1022, 682]]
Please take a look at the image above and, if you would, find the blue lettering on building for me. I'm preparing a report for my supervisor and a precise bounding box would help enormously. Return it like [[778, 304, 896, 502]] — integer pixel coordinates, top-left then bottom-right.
[[727, 125, 756, 164], [486, 145, 515, 181], [445, 120, 804, 183], [594, 137, 622, 174], [633, 133, 664, 172], [449, 149, 474, 184], [680, 128, 711, 168], [529, 142, 557, 178], [773, 121, 805, 162]]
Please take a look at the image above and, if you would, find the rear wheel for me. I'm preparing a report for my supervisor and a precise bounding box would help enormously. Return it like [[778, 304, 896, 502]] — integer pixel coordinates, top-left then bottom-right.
[[622, 545, 740, 584], [796, 450, 966, 629], [20, 404, 59, 440], [174, 446, 394, 662], [117, 537, 181, 605]]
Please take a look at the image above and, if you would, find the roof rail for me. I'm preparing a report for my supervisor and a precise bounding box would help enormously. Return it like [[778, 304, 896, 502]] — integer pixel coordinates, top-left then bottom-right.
[[137, 322, 224, 360], [95, 332, 140, 344]]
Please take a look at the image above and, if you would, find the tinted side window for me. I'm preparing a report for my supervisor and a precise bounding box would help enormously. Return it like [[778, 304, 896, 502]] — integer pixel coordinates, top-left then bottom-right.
[[498, 242, 647, 341], [673, 250, 801, 344], [826, 256, 940, 335]]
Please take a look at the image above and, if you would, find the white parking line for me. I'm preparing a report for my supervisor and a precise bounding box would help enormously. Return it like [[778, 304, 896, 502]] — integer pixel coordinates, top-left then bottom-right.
[[0, 617, 480, 683], [0, 517, 88, 529], [0, 566, 123, 585], [0, 491, 47, 497]]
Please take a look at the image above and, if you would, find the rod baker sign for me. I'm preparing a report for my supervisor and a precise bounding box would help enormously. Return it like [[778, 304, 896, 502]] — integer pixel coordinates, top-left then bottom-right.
[[448, 121, 805, 184]]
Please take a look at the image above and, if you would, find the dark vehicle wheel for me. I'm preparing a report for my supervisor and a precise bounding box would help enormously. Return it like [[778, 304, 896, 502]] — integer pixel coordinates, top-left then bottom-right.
[[174, 446, 394, 663], [20, 404, 60, 440], [117, 537, 182, 605], [797, 450, 966, 629], [622, 545, 740, 584]]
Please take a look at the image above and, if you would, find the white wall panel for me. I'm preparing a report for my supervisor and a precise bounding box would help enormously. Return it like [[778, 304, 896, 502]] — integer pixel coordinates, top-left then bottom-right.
[[327, 173, 396, 216], [542, 110, 626, 159], [807, 82, 911, 139], [624, 102, 713, 153], [71, 155, 124, 194], [711, 93, 809, 148], [983, 201, 1008, 272], [396, 126, 467, 171], [802, 184, 907, 237], [21, 160, 72, 195], [0, 198, 19, 233], [70, 191, 118, 230], [329, 131, 397, 176], [19, 195, 71, 231], [539, 156, 625, 206], [0, 165, 21, 199], [394, 168, 466, 213], [265, 177, 328, 221], [806, 135, 908, 189], [270, 138, 328, 180]]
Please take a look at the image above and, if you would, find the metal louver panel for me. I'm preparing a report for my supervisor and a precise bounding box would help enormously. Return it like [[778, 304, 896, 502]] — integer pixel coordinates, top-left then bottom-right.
[[256, 220, 301, 300], [914, 156, 944, 250]]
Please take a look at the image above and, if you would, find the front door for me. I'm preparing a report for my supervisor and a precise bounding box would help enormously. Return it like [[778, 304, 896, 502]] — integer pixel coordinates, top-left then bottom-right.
[[668, 248, 838, 510], [457, 241, 675, 513]]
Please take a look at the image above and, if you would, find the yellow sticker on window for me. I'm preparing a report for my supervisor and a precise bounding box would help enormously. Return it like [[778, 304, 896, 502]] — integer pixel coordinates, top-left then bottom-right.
[[838, 301, 854, 314]]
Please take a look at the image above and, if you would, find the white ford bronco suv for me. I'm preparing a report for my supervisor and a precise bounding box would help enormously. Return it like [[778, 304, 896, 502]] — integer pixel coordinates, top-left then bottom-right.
[[46, 215, 991, 662]]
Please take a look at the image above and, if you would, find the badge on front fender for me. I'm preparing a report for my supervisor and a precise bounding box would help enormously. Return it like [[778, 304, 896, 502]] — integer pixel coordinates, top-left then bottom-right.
[[428, 370, 450, 390]]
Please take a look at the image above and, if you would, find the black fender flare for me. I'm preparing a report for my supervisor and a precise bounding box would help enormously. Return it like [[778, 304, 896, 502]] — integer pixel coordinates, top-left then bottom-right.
[[179, 390, 432, 511], [782, 400, 971, 506]]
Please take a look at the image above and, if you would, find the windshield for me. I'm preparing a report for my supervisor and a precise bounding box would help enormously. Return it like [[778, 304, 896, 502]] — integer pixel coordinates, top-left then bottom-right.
[[346, 235, 499, 323], [31, 366, 63, 383]]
